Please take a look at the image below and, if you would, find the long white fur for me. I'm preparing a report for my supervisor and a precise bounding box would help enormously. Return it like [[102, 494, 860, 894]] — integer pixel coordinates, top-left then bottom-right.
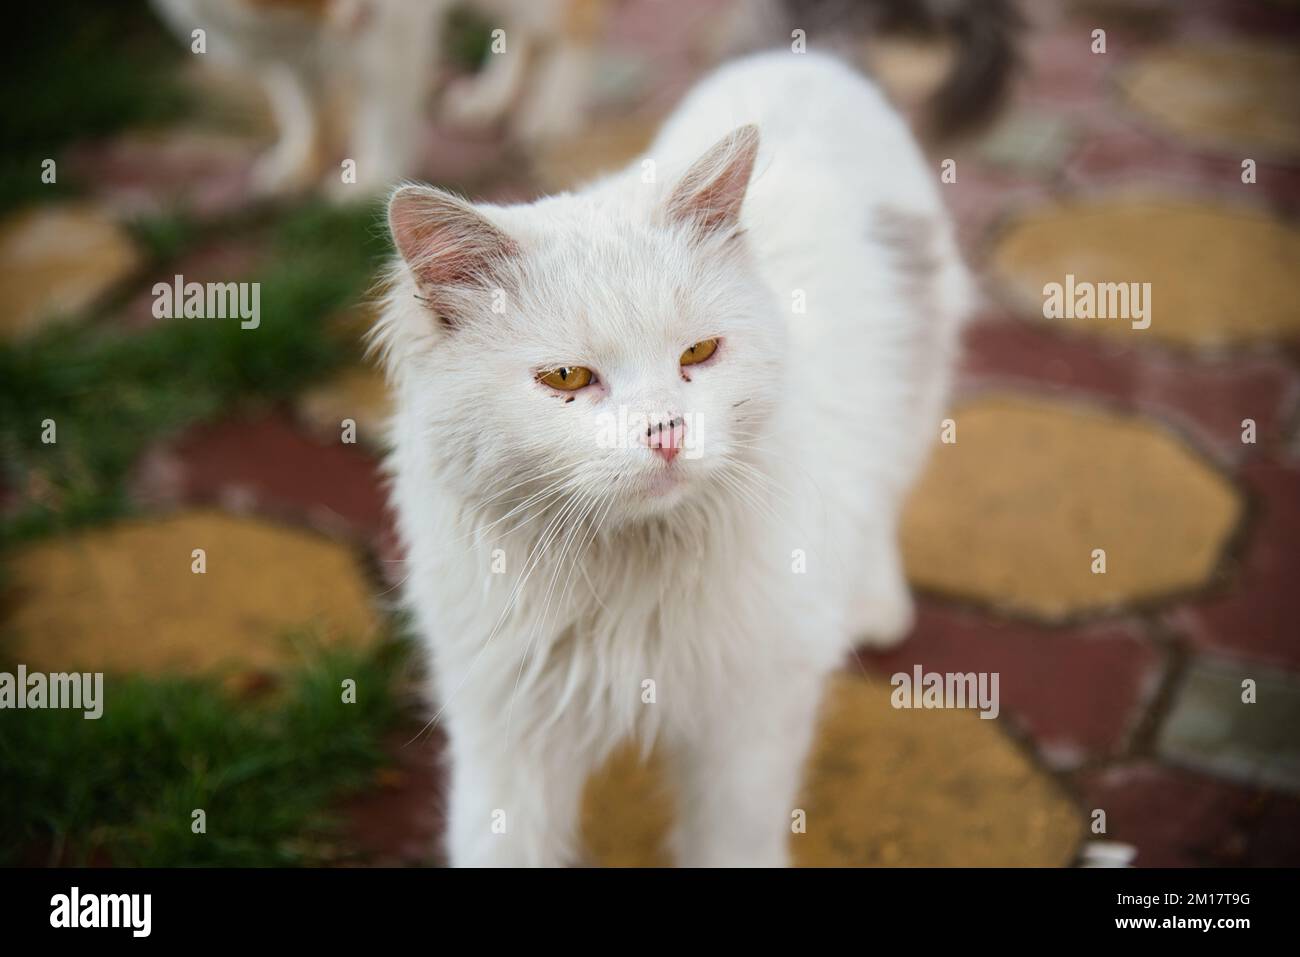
[[378, 50, 972, 867]]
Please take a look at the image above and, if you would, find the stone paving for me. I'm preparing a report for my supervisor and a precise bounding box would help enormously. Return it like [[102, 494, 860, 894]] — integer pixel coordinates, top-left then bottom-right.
[[3, 0, 1299, 866], [0, 205, 141, 339], [6, 510, 380, 676], [584, 674, 1082, 867]]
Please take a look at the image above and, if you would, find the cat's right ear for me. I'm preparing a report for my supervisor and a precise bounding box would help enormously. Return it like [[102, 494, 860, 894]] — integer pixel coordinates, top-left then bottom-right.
[[387, 185, 517, 323]]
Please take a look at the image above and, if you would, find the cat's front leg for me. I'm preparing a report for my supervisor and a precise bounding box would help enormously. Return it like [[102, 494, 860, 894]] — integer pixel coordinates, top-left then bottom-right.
[[847, 526, 915, 649], [442, 711, 589, 868], [331, 0, 444, 200], [667, 662, 828, 867], [441, 29, 533, 130], [511, 41, 593, 144], [252, 63, 324, 196]]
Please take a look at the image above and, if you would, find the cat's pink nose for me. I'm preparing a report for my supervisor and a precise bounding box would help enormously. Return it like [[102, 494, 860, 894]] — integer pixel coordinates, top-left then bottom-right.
[[646, 416, 686, 464]]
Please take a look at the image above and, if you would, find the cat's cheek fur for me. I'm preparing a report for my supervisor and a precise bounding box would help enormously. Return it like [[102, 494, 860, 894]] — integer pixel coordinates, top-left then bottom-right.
[[378, 51, 970, 867]]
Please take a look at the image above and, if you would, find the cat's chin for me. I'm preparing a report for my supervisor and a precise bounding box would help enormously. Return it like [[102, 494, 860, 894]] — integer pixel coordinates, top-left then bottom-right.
[[618, 467, 693, 519]]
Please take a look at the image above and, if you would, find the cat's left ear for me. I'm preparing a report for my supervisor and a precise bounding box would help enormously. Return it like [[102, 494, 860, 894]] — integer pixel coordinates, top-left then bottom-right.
[[664, 124, 759, 237]]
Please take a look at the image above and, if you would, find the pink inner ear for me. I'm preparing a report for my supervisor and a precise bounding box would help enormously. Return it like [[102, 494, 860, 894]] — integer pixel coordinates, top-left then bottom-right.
[[666, 124, 760, 236], [389, 187, 516, 291]]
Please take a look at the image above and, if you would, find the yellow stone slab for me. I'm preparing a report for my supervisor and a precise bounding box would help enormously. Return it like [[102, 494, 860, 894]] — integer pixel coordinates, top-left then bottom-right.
[[1119, 43, 1300, 157], [991, 198, 1300, 348], [899, 395, 1241, 621], [0, 205, 140, 339], [297, 304, 393, 446], [298, 365, 393, 449], [2, 510, 379, 675], [582, 673, 1083, 866]]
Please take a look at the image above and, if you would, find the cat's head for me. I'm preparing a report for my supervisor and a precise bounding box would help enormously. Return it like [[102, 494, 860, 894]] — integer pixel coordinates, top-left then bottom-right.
[[377, 125, 784, 527]]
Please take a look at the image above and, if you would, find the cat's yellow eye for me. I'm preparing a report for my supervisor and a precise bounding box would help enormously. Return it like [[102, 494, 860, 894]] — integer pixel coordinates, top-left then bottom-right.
[[537, 366, 593, 391], [680, 338, 719, 367]]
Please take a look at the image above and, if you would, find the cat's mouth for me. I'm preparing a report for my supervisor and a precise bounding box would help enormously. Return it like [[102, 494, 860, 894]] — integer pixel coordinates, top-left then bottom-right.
[[621, 461, 690, 511], [644, 468, 682, 496]]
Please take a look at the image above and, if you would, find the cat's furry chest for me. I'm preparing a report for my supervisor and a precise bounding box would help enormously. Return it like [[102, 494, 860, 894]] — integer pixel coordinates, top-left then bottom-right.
[[456, 491, 788, 645]]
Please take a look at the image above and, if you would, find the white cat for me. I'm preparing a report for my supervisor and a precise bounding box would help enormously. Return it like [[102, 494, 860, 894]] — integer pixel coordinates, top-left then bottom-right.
[[377, 50, 972, 867]]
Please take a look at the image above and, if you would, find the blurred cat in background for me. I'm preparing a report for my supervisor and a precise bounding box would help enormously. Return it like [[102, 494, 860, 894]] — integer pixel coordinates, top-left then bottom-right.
[[152, 0, 1019, 202], [151, 0, 608, 198]]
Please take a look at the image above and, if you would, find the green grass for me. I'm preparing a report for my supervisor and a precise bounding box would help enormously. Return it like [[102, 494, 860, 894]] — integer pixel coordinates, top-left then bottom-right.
[[0, 196, 411, 863], [444, 4, 496, 73], [0, 200, 391, 545], [0, 635, 413, 867], [0, 3, 426, 869], [1, 3, 190, 215], [126, 210, 203, 263], [0, 3, 402, 548]]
